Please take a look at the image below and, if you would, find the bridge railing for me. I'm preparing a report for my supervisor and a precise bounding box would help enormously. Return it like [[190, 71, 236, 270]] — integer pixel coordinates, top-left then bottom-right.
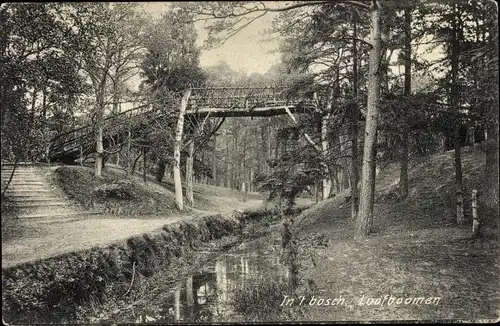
[[188, 86, 314, 109], [47, 85, 318, 161]]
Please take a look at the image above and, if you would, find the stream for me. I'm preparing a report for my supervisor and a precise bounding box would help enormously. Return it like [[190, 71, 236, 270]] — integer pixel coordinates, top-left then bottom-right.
[[128, 235, 290, 323]]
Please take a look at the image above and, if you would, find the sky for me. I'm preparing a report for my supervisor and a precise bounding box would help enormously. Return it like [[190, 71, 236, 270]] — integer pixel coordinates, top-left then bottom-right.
[[141, 2, 281, 75], [137, 1, 444, 93]]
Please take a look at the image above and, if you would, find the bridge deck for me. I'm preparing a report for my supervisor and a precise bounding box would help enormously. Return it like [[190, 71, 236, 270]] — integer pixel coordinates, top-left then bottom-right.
[[185, 104, 311, 117]]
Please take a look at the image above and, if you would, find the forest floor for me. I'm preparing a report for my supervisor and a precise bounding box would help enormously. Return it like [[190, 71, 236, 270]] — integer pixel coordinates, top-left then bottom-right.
[[286, 146, 499, 322], [1, 165, 271, 268]]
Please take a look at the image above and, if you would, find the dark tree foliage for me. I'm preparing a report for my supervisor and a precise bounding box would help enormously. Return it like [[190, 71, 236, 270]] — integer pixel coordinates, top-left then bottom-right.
[[1, 3, 86, 162]]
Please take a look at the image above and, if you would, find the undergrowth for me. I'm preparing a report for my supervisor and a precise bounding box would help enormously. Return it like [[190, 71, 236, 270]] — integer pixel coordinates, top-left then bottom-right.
[[52, 166, 185, 217], [230, 279, 295, 321]]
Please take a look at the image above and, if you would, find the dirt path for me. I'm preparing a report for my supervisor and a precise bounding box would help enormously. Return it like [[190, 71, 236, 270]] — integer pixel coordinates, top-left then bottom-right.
[[2, 216, 185, 268], [1, 198, 264, 269]]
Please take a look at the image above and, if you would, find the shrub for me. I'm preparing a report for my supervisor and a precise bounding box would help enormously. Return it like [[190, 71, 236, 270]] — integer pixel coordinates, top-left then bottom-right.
[[230, 278, 292, 321], [93, 179, 136, 199]]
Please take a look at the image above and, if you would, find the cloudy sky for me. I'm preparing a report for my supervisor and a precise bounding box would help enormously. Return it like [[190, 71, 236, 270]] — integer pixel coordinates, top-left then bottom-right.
[[142, 2, 281, 75]]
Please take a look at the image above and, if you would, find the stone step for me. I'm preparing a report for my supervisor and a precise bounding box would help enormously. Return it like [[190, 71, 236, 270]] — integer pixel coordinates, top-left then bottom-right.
[[9, 185, 49, 189], [1, 171, 41, 175], [2, 174, 45, 181], [6, 193, 60, 198], [6, 190, 58, 197], [11, 201, 70, 208], [4, 179, 46, 183], [17, 211, 102, 220], [1, 177, 43, 180], [7, 182, 45, 186], [8, 196, 64, 202], [2, 171, 44, 174], [9, 188, 52, 193], [6, 189, 54, 193], [15, 205, 81, 217], [2, 177, 42, 181]]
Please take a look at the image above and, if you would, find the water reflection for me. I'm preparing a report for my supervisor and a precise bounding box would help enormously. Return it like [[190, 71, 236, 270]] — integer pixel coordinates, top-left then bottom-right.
[[134, 244, 290, 323]]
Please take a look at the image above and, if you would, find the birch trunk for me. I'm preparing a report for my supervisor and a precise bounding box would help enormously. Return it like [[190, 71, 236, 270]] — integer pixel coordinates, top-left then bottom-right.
[[173, 89, 192, 211], [322, 113, 332, 200]]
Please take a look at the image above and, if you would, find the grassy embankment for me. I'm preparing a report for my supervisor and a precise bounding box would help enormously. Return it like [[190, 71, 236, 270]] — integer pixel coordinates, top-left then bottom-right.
[[52, 165, 266, 216]]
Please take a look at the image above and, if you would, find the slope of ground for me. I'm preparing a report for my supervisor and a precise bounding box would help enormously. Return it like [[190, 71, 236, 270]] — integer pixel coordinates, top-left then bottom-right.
[[288, 146, 499, 321], [297, 146, 495, 239], [52, 166, 189, 217], [104, 164, 264, 214]]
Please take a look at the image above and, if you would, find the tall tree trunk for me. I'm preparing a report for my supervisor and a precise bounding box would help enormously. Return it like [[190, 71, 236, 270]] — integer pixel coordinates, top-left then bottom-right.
[[322, 110, 332, 200], [142, 147, 147, 183], [42, 88, 47, 122], [212, 133, 217, 185], [126, 126, 131, 175], [250, 168, 254, 193], [454, 127, 465, 224], [399, 6, 412, 199], [225, 129, 230, 188], [95, 119, 104, 177], [186, 140, 195, 207], [173, 89, 191, 211], [30, 88, 37, 125], [268, 118, 273, 173], [131, 150, 142, 176], [156, 161, 166, 182], [355, 0, 382, 237], [42, 88, 50, 163], [451, 5, 465, 224], [484, 17, 499, 217], [484, 104, 499, 213], [351, 12, 360, 217], [370, 131, 378, 216], [242, 128, 248, 192], [94, 76, 107, 178], [333, 167, 340, 194], [233, 123, 239, 190], [112, 78, 120, 166]]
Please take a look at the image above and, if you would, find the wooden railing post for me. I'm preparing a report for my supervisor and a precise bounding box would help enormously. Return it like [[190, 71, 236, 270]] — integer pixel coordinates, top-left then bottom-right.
[[472, 189, 480, 238]]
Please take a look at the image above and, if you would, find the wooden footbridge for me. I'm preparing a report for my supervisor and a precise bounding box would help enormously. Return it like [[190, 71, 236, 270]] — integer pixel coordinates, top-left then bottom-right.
[[47, 85, 319, 163]]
